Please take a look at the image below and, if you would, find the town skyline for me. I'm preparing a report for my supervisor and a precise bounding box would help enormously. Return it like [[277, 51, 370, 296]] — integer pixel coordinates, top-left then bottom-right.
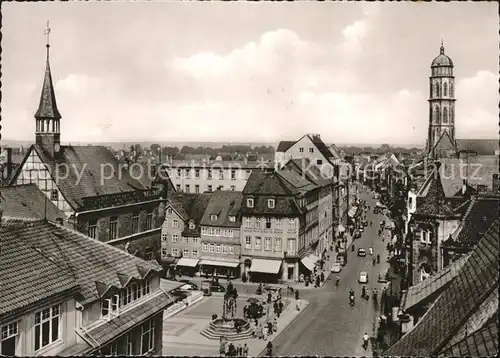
[[2, 1, 498, 144]]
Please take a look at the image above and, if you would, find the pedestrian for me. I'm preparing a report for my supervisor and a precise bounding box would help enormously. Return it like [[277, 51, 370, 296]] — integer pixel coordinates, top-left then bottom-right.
[[219, 336, 226, 357], [267, 321, 273, 336], [228, 342, 235, 357], [258, 324, 264, 340], [238, 344, 243, 357], [295, 289, 300, 300], [273, 317, 278, 333], [243, 305, 248, 318], [263, 323, 268, 339], [279, 300, 284, 315], [273, 301, 278, 315], [243, 343, 249, 357]]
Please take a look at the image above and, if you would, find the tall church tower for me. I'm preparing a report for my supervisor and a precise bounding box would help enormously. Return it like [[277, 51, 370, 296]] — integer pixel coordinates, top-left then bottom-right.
[[35, 23, 62, 157], [426, 41, 457, 159]]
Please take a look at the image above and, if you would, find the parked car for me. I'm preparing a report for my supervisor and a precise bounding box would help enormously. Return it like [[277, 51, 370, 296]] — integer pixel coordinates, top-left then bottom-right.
[[211, 281, 226, 292], [179, 279, 199, 290], [359, 227, 365, 233], [330, 262, 342, 273], [357, 248, 367, 257], [354, 230, 362, 239], [170, 289, 189, 302], [179, 283, 197, 291], [359, 272, 368, 284], [378, 270, 389, 283]]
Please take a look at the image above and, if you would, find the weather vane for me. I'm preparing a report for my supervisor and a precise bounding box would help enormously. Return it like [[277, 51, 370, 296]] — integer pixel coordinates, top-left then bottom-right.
[[44, 21, 51, 46]]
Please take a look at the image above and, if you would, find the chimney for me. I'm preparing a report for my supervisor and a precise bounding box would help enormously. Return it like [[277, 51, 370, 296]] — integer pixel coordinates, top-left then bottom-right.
[[461, 179, 467, 195]]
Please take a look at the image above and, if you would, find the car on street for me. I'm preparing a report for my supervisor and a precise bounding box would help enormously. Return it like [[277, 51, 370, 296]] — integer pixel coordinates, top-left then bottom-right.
[[179, 283, 197, 291], [357, 248, 367, 257], [359, 227, 364, 233], [210, 281, 226, 292], [179, 279, 199, 290], [330, 262, 342, 273], [359, 272, 368, 284]]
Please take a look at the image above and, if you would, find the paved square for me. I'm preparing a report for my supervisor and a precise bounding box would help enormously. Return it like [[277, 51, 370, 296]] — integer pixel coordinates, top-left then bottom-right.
[[184, 296, 248, 318], [163, 321, 196, 336]]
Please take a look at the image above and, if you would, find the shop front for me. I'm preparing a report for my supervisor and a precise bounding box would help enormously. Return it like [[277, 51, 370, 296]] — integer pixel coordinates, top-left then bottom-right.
[[299, 253, 320, 281], [199, 259, 240, 279], [249, 258, 283, 283], [175, 258, 200, 277]]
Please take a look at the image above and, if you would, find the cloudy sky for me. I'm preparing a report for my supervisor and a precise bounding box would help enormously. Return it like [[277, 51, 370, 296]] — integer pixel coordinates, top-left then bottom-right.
[[2, 1, 498, 145]]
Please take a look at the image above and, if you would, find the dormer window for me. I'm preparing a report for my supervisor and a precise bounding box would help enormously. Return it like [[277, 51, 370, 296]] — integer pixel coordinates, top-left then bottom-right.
[[189, 222, 195, 230], [229, 215, 236, 222], [247, 198, 254, 208], [211, 214, 218, 221], [268, 199, 275, 209]]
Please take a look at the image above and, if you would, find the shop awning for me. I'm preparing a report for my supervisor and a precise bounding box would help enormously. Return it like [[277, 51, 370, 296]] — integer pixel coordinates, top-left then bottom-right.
[[200, 259, 240, 268], [301, 254, 319, 272], [336, 224, 346, 233], [176, 258, 199, 267], [348, 206, 358, 218], [250, 259, 282, 274]]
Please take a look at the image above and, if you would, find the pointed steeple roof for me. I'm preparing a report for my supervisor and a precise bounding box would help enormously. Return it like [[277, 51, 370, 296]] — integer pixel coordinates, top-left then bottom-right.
[[34, 44, 61, 120], [416, 163, 455, 217]]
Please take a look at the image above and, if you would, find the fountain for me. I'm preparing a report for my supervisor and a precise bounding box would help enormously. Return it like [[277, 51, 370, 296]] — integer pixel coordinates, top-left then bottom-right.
[[200, 282, 253, 341]]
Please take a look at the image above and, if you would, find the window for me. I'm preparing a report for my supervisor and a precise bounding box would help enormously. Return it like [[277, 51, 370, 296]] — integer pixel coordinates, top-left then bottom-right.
[[299, 148, 304, 153], [443, 82, 448, 96], [316, 159, 323, 165], [275, 219, 282, 230], [245, 170, 251, 179], [443, 108, 448, 123], [287, 238, 296, 254], [195, 185, 200, 193], [265, 237, 272, 251], [209, 244, 215, 253], [172, 234, 179, 243], [245, 236, 252, 249], [229, 246, 234, 254], [192, 249, 198, 258], [192, 238, 199, 245], [126, 333, 133, 355], [265, 217, 272, 229], [185, 184, 190, 193], [211, 214, 218, 221], [219, 170, 224, 179], [176, 184, 181, 191], [146, 212, 153, 230], [162, 233, 168, 242], [268, 199, 275, 209], [208, 185, 213, 192], [255, 218, 261, 229], [208, 170, 212, 179], [450, 83, 454, 97], [183, 237, 189, 244], [185, 169, 191, 178], [231, 170, 236, 180], [247, 198, 254, 208], [162, 248, 168, 257], [290, 219, 296, 229], [195, 169, 200, 178], [167, 208, 173, 215], [255, 237, 262, 250], [1, 322, 18, 356], [109, 216, 118, 240], [217, 185, 223, 191], [230, 185, 236, 191], [223, 245, 229, 254], [142, 278, 151, 296], [88, 219, 97, 239], [245, 218, 252, 228], [176, 169, 181, 178], [172, 248, 179, 256], [34, 305, 60, 351], [202, 244, 208, 252], [102, 295, 120, 318], [173, 220, 179, 228], [216, 245, 222, 254], [50, 189, 58, 201], [183, 249, 189, 257], [132, 212, 139, 234], [109, 342, 118, 356], [274, 238, 282, 251], [189, 222, 196, 230], [141, 320, 155, 354], [229, 215, 236, 222], [309, 148, 314, 153]]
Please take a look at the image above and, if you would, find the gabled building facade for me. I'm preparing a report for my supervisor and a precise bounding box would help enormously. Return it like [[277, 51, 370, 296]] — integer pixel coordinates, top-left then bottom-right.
[[8, 37, 167, 261], [0, 219, 171, 356]]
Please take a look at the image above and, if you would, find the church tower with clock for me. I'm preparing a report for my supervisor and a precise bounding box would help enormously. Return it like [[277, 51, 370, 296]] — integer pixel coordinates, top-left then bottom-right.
[[426, 41, 457, 159], [34, 25, 62, 157]]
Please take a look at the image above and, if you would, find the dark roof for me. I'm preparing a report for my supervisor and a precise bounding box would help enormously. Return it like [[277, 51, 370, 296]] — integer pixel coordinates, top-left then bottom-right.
[[415, 164, 455, 217], [34, 48, 61, 120], [456, 139, 499, 155], [439, 316, 498, 357], [17, 144, 149, 210], [276, 141, 296, 152], [0, 184, 65, 222], [278, 168, 318, 193], [284, 158, 332, 187], [0, 221, 161, 319], [384, 218, 499, 356], [431, 45, 454, 67], [451, 197, 500, 247], [200, 190, 243, 227], [307, 134, 335, 161], [167, 193, 213, 236], [243, 170, 294, 196]]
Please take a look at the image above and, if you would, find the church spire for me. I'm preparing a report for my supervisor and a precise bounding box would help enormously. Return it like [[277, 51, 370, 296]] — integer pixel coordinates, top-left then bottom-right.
[[440, 39, 445, 54], [34, 21, 61, 120]]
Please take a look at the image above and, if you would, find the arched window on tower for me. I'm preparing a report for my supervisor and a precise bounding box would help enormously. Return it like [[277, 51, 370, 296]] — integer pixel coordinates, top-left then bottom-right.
[[41, 120, 45, 132], [436, 83, 441, 97], [450, 83, 454, 97], [436, 106, 440, 122], [443, 108, 448, 123], [450, 108, 454, 123], [443, 83, 448, 96]]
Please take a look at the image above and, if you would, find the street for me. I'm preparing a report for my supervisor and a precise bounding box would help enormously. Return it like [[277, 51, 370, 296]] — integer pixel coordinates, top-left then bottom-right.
[[271, 184, 392, 356]]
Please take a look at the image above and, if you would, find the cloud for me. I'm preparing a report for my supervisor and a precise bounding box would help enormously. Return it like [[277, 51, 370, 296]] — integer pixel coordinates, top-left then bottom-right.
[[455, 70, 498, 138]]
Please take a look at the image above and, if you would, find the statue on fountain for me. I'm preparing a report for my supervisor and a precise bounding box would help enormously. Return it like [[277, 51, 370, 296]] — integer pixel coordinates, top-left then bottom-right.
[[223, 280, 238, 320]]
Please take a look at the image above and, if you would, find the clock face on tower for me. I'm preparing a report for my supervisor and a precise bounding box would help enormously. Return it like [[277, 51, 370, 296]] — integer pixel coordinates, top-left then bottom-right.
[[54, 143, 61, 153]]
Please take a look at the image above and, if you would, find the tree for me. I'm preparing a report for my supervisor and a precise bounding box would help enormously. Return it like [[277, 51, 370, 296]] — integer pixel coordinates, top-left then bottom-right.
[[162, 146, 179, 158], [150, 143, 161, 153], [181, 146, 195, 154]]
